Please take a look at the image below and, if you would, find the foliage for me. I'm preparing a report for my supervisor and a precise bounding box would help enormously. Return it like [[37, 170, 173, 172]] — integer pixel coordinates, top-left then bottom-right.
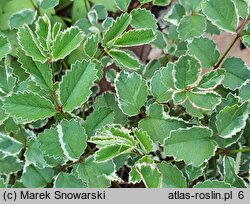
[[0, 0, 249, 188]]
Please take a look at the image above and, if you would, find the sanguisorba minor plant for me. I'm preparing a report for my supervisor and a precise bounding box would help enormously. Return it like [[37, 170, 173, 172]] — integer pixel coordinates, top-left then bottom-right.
[[0, 0, 249, 188]]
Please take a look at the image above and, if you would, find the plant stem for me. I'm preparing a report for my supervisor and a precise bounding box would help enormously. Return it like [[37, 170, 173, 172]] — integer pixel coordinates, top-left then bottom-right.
[[229, 148, 250, 153], [214, 17, 250, 69]]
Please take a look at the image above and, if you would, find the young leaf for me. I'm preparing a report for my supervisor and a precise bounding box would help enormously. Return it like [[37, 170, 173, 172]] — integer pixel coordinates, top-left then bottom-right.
[[38, 0, 60, 9], [133, 129, 153, 154], [108, 49, 140, 69], [84, 107, 115, 137], [139, 103, 188, 143], [188, 37, 220, 69], [215, 103, 248, 138], [177, 14, 206, 40], [9, 9, 36, 29], [0, 64, 16, 95], [0, 133, 23, 156], [102, 13, 131, 47], [222, 57, 250, 90], [21, 164, 54, 188], [76, 156, 116, 187], [18, 24, 47, 63], [130, 8, 157, 30], [37, 126, 65, 159], [35, 15, 51, 51], [51, 27, 84, 61], [17, 49, 53, 91], [59, 60, 97, 112], [0, 34, 11, 61], [115, 0, 131, 12], [198, 69, 225, 90], [58, 119, 87, 161], [113, 29, 156, 47], [194, 180, 231, 188], [115, 71, 148, 116], [202, 0, 238, 33], [54, 172, 86, 188], [84, 33, 99, 58], [173, 55, 201, 90], [3, 92, 56, 123], [158, 162, 187, 188], [164, 127, 217, 167]]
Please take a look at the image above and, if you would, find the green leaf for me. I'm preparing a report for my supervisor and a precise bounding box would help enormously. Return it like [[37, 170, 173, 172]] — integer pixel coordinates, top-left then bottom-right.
[[76, 156, 116, 187], [151, 64, 174, 103], [233, 0, 249, 19], [137, 163, 162, 188], [102, 13, 131, 47], [0, 155, 23, 175], [179, 0, 203, 12], [153, 0, 170, 6], [95, 144, 133, 162], [198, 69, 225, 90], [182, 99, 207, 118], [129, 167, 142, 184], [37, 126, 65, 159], [164, 4, 185, 26], [35, 15, 51, 51], [51, 27, 84, 61], [194, 180, 231, 188], [59, 60, 97, 112], [115, 0, 131, 12], [58, 120, 87, 161], [202, 0, 238, 33], [113, 29, 156, 47], [0, 64, 16, 95], [84, 33, 99, 58], [188, 37, 220, 69], [22, 164, 54, 188], [94, 92, 127, 125], [0, 100, 8, 124], [0, 34, 11, 61], [54, 172, 86, 188], [215, 103, 248, 138], [173, 55, 201, 90], [187, 91, 221, 111], [239, 81, 250, 102], [185, 164, 206, 181], [138, 0, 152, 4], [222, 57, 250, 90], [134, 129, 153, 154], [164, 127, 217, 167], [0, 178, 6, 188], [38, 0, 59, 9], [3, 92, 56, 123], [17, 50, 53, 91], [17, 24, 47, 63], [91, 125, 135, 147], [177, 14, 206, 40], [224, 156, 247, 187], [139, 103, 188, 143], [108, 49, 140, 69], [130, 8, 157, 30], [9, 9, 36, 29], [158, 162, 187, 188], [84, 107, 115, 137], [115, 71, 148, 116], [0, 133, 23, 155]]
